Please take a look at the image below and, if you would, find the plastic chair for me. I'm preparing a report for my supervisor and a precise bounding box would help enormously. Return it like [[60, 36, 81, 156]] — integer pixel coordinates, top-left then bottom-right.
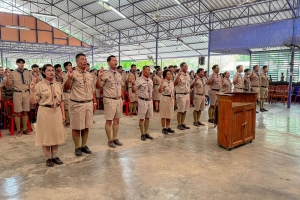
[[294, 90, 300, 104], [123, 92, 130, 116]]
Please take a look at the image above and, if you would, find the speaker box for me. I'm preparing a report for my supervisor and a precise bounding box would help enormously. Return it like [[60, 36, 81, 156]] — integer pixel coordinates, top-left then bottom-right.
[[199, 57, 205, 65]]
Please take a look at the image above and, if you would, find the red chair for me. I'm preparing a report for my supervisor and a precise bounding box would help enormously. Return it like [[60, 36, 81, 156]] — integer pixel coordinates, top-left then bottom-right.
[[123, 92, 130, 116], [5, 101, 32, 136], [294, 90, 300, 104]]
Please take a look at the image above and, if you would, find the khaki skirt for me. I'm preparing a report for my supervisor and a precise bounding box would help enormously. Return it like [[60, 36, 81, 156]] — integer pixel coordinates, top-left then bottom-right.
[[35, 106, 66, 146], [160, 95, 174, 119], [153, 86, 161, 101]]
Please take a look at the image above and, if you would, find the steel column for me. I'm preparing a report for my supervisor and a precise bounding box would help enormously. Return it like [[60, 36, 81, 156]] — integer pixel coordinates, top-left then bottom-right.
[[5, 58, 7, 68], [155, 24, 159, 66], [207, 13, 212, 74], [92, 46, 94, 68], [118, 30, 121, 66]]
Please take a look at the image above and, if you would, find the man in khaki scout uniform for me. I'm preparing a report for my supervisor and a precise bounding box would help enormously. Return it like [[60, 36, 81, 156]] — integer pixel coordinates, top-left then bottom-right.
[[54, 64, 64, 84], [6, 58, 31, 136], [260, 65, 269, 112], [127, 64, 138, 116], [233, 65, 244, 92], [243, 69, 251, 92], [64, 53, 97, 156], [63, 62, 72, 126], [96, 56, 124, 148], [174, 62, 191, 130], [206, 65, 222, 123], [117, 66, 127, 91], [190, 68, 206, 127], [131, 66, 154, 141], [250, 65, 260, 113]]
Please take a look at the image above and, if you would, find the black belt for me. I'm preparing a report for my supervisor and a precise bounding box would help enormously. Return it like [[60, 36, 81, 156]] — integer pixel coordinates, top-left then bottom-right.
[[128, 87, 132, 88], [177, 93, 188, 95], [104, 96, 121, 100], [261, 86, 267, 88], [195, 93, 204, 96], [154, 84, 159, 86], [13, 89, 29, 93], [139, 97, 152, 101], [236, 88, 243, 90], [162, 94, 171, 97], [70, 99, 92, 103], [211, 89, 219, 91], [252, 86, 259, 87], [244, 89, 249, 91], [40, 104, 60, 108], [63, 91, 70, 93]]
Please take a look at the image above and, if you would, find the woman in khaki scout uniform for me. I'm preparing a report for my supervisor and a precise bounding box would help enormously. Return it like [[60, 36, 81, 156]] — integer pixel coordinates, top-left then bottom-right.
[[233, 65, 244, 92], [131, 66, 154, 141], [159, 70, 175, 135], [64, 53, 97, 157], [250, 65, 260, 113], [153, 68, 162, 112], [190, 68, 206, 127], [96, 55, 124, 148], [6, 58, 31, 137], [30, 64, 65, 167], [260, 65, 269, 112], [174, 62, 191, 130], [222, 71, 232, 93], [243, 69, 251, 92], [127, 64, 138, 116], [206, 65, 222, 123]]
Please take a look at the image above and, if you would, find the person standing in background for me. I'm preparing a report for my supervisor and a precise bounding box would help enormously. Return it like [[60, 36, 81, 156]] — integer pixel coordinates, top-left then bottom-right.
[[222, 71, 232, 93], [63, 62, 72, 126], [243, 69, 251, 92], [250, 65, 260, 113], [127, 64, 138, 116], [233, 65, 244, 92], [204, 71, 210, 106], [153, 68, 162, 112], [260, 65, 269, 112]]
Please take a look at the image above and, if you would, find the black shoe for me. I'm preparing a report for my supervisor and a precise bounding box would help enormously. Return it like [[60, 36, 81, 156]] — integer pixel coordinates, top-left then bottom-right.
[[75, 148, 82, 156], [256, 111, 259, 113], [113, 139, 123, 146], [260, 109, 265, 112], [46, 158, 54, 167], [141, 134, 146, 141], [162, 128, 168, 135], [263, 108, 268, 111], [193, 122, 200, 127], [108, 141, 116, 148], [182, 124, 190, 129], [209, 119, 214, 123], [198, 121, 205, 126], [81, 146, 92, 154], [166, 127, 175, 133], [145, 133, 153, 140], [52, 157, 63, 165], [177, 125, 185, 130]]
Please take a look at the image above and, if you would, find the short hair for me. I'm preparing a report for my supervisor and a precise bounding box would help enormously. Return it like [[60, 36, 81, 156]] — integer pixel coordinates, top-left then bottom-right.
[[155, 66, 161, 70], [75, 53, 86, 60], [137, 69, 140, 72], [163, 69, 171, 79], [87, 63, 90, 66], [54, 64, 61, 69], [16, 58, 25, 64], [107, 55, 116, 62], [212, 65, 219, 70], [163, 67, 168, 70], [253, 65, 259, 70], [223, 71, 229, 78], [244, 69, 250, 73], [41, 64, 54, 78], [263, 65, 268, 70], [131, 64, 136, 68], [117, 66, 122, 70], [236, 65, 243, 70], [174, 65, 178, 68], [143, 65, 150, 70], [31, 64, 39, 69], [180, 62, 186, 68], [168, 65, 173, 69], [63, 62, 72, 69], [196, 68, 204, 74]]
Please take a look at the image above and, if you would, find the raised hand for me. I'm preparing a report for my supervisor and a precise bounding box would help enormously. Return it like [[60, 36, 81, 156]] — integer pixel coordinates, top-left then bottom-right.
[[161, 78, 164, 84], [30, 77, 37, 90], [98, 67, 105, 77], [178, 70, 183, 76], [131, 76, 135, 84], [68, 68, 73, 79]]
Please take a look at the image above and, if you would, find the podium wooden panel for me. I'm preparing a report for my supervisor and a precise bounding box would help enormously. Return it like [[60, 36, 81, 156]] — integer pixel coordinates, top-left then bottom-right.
[[217, 92, 257, 150]]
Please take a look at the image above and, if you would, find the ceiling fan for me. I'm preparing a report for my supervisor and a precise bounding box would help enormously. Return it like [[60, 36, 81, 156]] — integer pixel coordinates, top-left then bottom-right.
[[147, 0, 174, 20], [238, 0, 259, 6]]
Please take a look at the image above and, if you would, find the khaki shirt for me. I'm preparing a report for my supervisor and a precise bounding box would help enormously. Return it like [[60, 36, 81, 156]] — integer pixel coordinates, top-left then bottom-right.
[[175, 73, 191, 93], [243, 76, 251, 90], [64, 69, 94, 101], [193, 77, 205, 95], [153, 75, 161, 89], [135, 76, 153, 99], [127, 71, 138, 88], [161, 80, 174, 96], [101, 70, 124, 98], [208, 73, 222, 90], [30, 72, 43, 83], [55, 72, 65, 84], [233, 72, 243, 89], [34, 80, 64, 105], [260, 73, 269, 87], [222, 78, 232, 93], [251, 72, 260, 87], [10, 69, 31, 91]]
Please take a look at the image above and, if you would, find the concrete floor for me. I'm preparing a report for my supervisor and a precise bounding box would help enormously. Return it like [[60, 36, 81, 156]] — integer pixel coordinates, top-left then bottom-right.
[[0, 103, 300, 200]]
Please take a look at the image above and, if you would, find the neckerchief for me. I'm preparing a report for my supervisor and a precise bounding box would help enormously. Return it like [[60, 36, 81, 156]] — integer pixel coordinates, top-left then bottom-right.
[[0, 76, 3, 82], [167, 80, 174, 97], [130, 70, 137, 80], [142, 75, 152, 99], [44, 79, 57, 109], [17, 69, 25, 84], [76, 67, 87, 91]]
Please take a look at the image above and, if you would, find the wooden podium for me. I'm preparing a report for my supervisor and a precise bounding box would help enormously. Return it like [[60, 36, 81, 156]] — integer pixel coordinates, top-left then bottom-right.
[[217, 92, 257, 150]]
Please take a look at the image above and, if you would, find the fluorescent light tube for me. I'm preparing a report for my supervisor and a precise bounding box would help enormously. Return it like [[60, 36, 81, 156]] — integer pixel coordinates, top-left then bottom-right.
[[109, 6, 126, 19], [31, 12, 58, 19], [5, 25, 30, 30], [76, 19, 92, 28], [174, 0, 181, 5]]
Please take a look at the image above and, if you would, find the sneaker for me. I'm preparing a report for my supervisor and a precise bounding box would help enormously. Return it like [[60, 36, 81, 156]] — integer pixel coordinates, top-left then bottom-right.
[[81, 146, 92, 154], [108, 141, 116, 148], [182, 124, 190, 129], [177, 125, 185, 130], [193, 122, 200, 127], [145, 133, 153, 140], [162, 128, 168, 135], [113, 139, 123, 146], [141, 134, 146, 141], [166, 127, 175, 133]]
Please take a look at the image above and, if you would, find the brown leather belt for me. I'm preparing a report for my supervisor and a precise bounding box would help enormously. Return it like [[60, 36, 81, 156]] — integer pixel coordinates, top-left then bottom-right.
[[70, 99, 92, 103]]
